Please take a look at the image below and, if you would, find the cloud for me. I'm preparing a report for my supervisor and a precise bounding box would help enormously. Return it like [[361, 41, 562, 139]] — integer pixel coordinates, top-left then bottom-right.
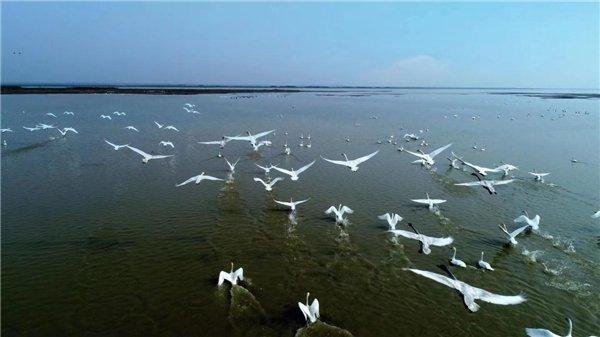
[[366, 55, 449, 86]]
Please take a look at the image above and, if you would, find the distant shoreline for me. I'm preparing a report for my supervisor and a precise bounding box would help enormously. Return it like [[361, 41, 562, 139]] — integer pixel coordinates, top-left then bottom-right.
[[0, 85, 303, 95]]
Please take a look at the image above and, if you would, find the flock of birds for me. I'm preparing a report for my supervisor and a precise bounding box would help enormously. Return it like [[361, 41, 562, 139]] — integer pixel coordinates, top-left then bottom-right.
[[1, 101, 598, 337]]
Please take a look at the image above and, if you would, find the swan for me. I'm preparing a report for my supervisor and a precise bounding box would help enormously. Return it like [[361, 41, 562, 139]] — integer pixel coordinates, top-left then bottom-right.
[[448, 157, 461, 169], [514, 211, 540, 231], [253, 177, 284, 191], [154, 121, 163, 129], [36, 123, 55, 129], [450, 247, 467, 268], [498, 223, 530, 245], [217, 262, 244, 286], [251, 139, 271, 151], [63, 111, 75, 115], [164, 125, 179, 132], [274, 197, 310, 212], [225, 157, 240, 172], [405, 143, 452, 167], [284, 146, 291, 155], [46, 113, 57, 118], [198, 137, 231, 149], [126, 145, 174, 163], [306, 140, 312, 148], [526, 317, 572, 337], [298, 292, 320, 324], [125, 126, 139, 132], [452, 153, 500, 176], [225, 129, 275, 145], [403, 133, 419, 141], [176, 172, 223, 186], [325, 204, 353, 223], [104, 140, 129, 150], [529, 171, 550, 182], [378, 213, 403, 230], [1, 128, 13, 133], [113, 111, 126, 116], [389, 223, 453, 254], [100, 114, 112, 120], [494, 164, 518, 176], [255, 163, 278, 175], [57, 128, 78, 136], [592, 210, 600, 219], [321, 150, 379, 172], [411, 193, 447, 211], [477, 252, 494, 271], [405, 267, 526, 312], [159, 141, 174, 148], [272, 160, 315, 181], [454, 173, 514, 194]]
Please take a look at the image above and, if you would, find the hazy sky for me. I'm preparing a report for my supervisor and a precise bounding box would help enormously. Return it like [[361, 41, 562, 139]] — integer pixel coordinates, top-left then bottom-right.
[[2, 2, 598, 88]]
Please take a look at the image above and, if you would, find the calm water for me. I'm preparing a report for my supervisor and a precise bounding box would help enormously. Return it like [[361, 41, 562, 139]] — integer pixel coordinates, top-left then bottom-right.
[[1, 89, 599, 336]]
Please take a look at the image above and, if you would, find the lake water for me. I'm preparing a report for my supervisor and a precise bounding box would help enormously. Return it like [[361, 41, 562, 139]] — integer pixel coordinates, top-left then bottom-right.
[[1, 89, 599, 336]]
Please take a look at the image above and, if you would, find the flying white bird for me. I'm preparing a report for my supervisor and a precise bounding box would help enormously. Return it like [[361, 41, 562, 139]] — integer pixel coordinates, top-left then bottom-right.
[[255, 163, 278, 175], [298, 292, 320, 324], [451, 153, 500, 176], [450, 247, 467, 268], [225, 157, 240, 172], [164, 125, 179, 132], [272, 160, 315, 181], [217, 262, 244, 286], [498, 223, 531, 245], [478, 252, 494, 271], [23, 126, 41, 131], [104, 140, 129, 150], [529, 171, 550, 182], [159, 141, 174, 148], [526, 317, 573, 337], [154, 121, 164, 129], [494, 164, 519, 176], [455, 173, 514, 194], [378, 213, 403, 230], [274, 197, 310, 212], [1, 128, 14, 133], [405, 143, 452, 167], [176, 172, 223, 186], [57, 128, 78, 136], [389, 223, 453, 254], [36, 123, 55, 129], [63, 111, 75, 115], [514, 211, 541, 231], [113, 111, 126, 116], [405, 268, 526, 312], [46, 113, 57, 118], [411, 193, 447, 211], [253, 177, 284, 191], [592, 210, 600, 219], [126, 145, 173, 163], [125, 126, 139, 132], [252, 140, 271, 151], [198, 137, 231, 149], [225, 129, 275, 145], [321, 150, 379, 172], [325, 204, 353, 223], [100, 115, 112, 120]]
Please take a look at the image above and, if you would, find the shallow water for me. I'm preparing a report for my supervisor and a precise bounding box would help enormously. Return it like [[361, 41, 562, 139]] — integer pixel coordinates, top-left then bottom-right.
[[1, 89, 599, 336]]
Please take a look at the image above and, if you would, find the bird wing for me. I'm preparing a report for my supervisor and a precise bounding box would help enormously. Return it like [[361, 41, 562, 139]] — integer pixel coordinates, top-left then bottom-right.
[[378, 213, 391, 221], [252, 129, 275, 139], [351, 150, 379, 165], [429, 236, 454, 247], [455, 181, 485, 187], [405, 268, 456, 289], [198, 140, 221, 145], [126, 145, 151, 158], [272, 166, 294, 176], [225, 135, 253, 141], [321, 156, 351, 167], [389, 230, 421, 241], [201, 175, 223, 181], [298, 302, 310, 322], [513, 215, 530, 224], [253, 177, 268, 187], [510, 225, 531, 237], [274, 199, 293, 207], [295, 160, 316, 175], [340, 206, 353, 214], [294, 198, 310, 206], [428, 143, 452, 158], [104, 140, 118, 148], [233, 268, 244, 282], [405, 150, 427, 160], [309, 299, 320, 319], [324, 206, 337, 214], [525, 328, 558, 337], [491, 179, 514, 185], [177, 175, 199, 187], [217, 271, 232, 286], [469, 284, 527, 306], [411, 199, 430, 204], [149, 155, 173, 160], [255, 163, 269, 171], [270, 177, 284, 185], [429, 199, 446, 204]]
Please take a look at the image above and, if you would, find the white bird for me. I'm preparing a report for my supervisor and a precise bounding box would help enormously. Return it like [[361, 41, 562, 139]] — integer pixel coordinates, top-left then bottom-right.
[[405, 268, 526, 312], [321, 150, 379, 172], [104, 140, 129, 150], [325, 204, 353, 223], [272, 160, 315, 181], [411, 193, 447, 211], [256, 163, 278, 175], [198, 137, 231, 149], [1, 128, 14, 133], [154, 121, 164, 129], [477, 252, 494, 271], [217, 262, 244, 286], [306, 141, 312, 148], [253, 177, 284, 191], [298, 292, 320, 324], [284, 146, 291, 155], [526, 317, 573, 337], [529, 171, 550, 182], [390, 223, 453, 254], [498, 223, 530, 245], [455, 174, 514, 194], [36, 123, 55, 129], [592, 210, 600, 219], [63, 111, 75, 115], [252, 139, 271, 151], [164, 125, 179, 132], [126, 145, 173, 163], [57, 128, 78, 136], [176, 172, 223, 186], [225, 157, 240, 172], [494, 164, 519, 176], [159, 141, 174, 148], [452, 153, 500, 176], [113, 111, 126, 116], [378, 213, 403, 230], [225, 129, 275, 145], [405, 143, 452, 167], [100, 115, 112, 120], [46, 113, 57, 118], [274, 197, 310, 212], [125, 126, 139, 132], [514, 211, 541, 231], [63, 127, 78, 134], [450, 247, 467, 268]]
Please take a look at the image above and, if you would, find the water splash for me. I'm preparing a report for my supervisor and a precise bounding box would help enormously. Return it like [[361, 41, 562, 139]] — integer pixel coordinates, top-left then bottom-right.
[[521, 248, 543, 263]]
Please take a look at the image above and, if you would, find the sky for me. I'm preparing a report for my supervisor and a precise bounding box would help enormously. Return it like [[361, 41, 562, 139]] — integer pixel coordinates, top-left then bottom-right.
[[1, 2, 598, 88]]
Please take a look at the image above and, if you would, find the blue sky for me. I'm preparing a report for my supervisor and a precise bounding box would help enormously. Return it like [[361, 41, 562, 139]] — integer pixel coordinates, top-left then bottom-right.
[[1, 2, 598, 88]]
